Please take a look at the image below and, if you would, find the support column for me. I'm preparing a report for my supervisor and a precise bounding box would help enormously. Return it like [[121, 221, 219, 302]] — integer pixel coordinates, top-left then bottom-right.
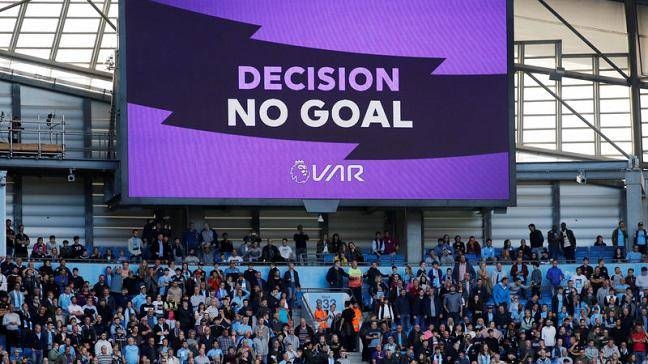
[[318, 213, 329, 238], [551, 182, 561, 228], [405, 208, 423, 263], [14, 175, 22, 227], [482, 208, 492, 240], [11, 83, 20, 143], [625, 170, 644, 250], [84, 176, 94, 248], [82, 98, 92, 159], [251, 209, 260, 234], [0, 171, 6, 257], [626, 0, 644, 164]]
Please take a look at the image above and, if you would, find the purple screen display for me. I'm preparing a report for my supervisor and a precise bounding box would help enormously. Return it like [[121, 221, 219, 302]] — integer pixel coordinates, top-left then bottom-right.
[[124, 0, 511, 201]]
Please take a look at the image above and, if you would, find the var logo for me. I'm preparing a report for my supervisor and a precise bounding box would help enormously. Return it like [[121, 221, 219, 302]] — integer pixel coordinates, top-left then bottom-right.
[[290, 160, 364, 183]]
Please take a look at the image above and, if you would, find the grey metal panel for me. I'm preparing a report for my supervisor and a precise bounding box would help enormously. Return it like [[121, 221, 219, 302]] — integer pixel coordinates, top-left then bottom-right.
[[328, 210, 386, 252], [0, 81, 11, 117], [90, 99, 111, 159], [21, 175, 85, 245], [423, 210, 483, 248], [560, 182, 622, 243], [491, 184, 553, 247], [203, 208, 252, 241], [92, 181, 153, 247], [5, 176, 14, 224], [20, 85, 84, 159]]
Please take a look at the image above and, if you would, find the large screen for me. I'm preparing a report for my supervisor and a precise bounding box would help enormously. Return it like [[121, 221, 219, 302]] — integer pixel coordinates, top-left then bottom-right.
[[120, 0, 513, 205]]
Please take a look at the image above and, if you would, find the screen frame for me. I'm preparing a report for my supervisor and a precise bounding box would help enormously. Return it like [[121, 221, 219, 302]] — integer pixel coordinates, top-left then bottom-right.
[[118, 0, 516, 207]]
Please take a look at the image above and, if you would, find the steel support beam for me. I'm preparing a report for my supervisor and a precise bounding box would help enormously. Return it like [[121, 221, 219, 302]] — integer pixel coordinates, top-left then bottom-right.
[[50, 0, 70, 62], [13, 175, 22, 228], [523, 71, 632, 160], [0, 159, 117, 170], [482, 208, 492, 240], [517, 160, 630, 172], [0, 171, 6, 257], [0, 49, 113, 81], [82, 98, 92, 159], [251, 209, 260, 234], [84, 176, 94, 248], [551, 182, 561, 228], [0, 0, 29, 14], [405, 208, 423, 263], [517, 144, 614, 161], [86, 0, 116, 31], [0, 70, 112, 102], [625, 169, 644, 251], [537, 0, 629, 80], [10, 83, 20, 143], [8, 1, 27, 53], [518, 171, 626, 181], [514, 64, 629, 86], [626, 0, 644, 164]]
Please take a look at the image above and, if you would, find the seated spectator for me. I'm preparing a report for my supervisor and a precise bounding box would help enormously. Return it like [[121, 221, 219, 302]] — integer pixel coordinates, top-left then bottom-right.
[[482, 239, 496, 261], [626, 245, 642, 262], [278, 238, 294, 262], [612, 247, 626, 262], [371, 231, 385, 257], [383, 231, 398, 255], [594, 235, 608, 247], [466, 236, 481, 255], [246, 241, 261, 262], [184, 249, 199, 264]]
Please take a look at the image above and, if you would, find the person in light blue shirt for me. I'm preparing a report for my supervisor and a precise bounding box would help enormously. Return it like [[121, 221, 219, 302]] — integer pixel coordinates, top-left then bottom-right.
[[206, 341, 223, 362], [123, 337, 139, 364], [627, 245, 643, 262], [493, 277, 511, 307], [634, 222, 647, 254], [58, 290, 72, 314], [481, 239, 496, 261], [131, 285, 147, 311], [177, 341, 191, 364]]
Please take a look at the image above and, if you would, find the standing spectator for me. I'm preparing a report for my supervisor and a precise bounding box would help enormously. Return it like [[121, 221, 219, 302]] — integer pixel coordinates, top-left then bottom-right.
[[559, 222, 577, 263], [493, 277, 511, 308], [630, 324, 647, 364], [151, 233, 168, 261], [637, 267, 648, 291], [6, 219, 15, 257], [293, 225, 309, 265], [347, 260, 363, 309], [283, 263, 301, 307], [14, 224, 29, 258], [547, 224, 560, 261], [128, 229, 143, 261], [199, 223, 217, 263], [70, 236, 85, 259], [634, 222, 647, 254], [546, 259, 564, 295], [529, 224, 544, 255], [27, 323, 48, 364], [182, 223, 199, 256], [326, 261, 348, 289], [611, 220, 628, 247]]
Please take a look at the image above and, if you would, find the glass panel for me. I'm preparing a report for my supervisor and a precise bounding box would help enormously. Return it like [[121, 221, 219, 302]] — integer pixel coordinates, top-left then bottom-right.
[[561, 85, 593, 99], [522, 87, 553, 101], [0, 2, 21, 16], [523, 44, 556, 58], [562, 143, 595, 155], [63, 18, 100, 33], [562, 128, 594, 142], [599, 85, 629, 99], [14, 48, 51, 59], [0, 19, 16, 32], [562, 57, 593, 72], [600, 113, 631, 128], [562, 114, 592, 129], [24, 2, 62, 17], [15, 33, 54, 48], [522, 115, 556, 130], [561, 100, 594, 114], [601, 142, 632, 156], [600, 127, 632, 141], [56, 48, 93, 63], [58, 33, 97, 47], [21, 18, 59, 32], [523, 129, 556, 143], [0, 33, 11, 49], [599, 99, 630, 113], [523, 101, 555, 115], [100, 32, 116, 48], [67, 2, 102, 18], [525, 57, 555, 68]]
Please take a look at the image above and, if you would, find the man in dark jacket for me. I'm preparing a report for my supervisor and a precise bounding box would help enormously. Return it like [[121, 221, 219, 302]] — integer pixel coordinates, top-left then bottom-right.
[[261, 239, 281, 262], [547, 225, 560, 261], [611, 220, 628, 247], [27, 324, 49, 364], [424, 287, 442, 327], [326, 261, 348, 288], [559, 222, 577, 263], [529, 224, 544, 252]]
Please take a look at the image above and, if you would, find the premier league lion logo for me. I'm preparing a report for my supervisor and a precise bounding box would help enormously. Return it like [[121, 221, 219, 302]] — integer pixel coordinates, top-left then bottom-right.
[[290, 160, 310, 183]]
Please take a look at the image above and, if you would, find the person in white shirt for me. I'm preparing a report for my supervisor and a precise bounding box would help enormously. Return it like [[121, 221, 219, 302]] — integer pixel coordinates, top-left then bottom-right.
[[67, 297, 84, 318], [371, 231, 385, 256], [127, 229, 143, 260], [279, 238, 294, 261], [0, 272, 7, 292], [569, 267, 588, 295], [541, 320, 557, 351], [637, 267, 648, 291], [226, 250, 244, 264], [94, 332, 113, 356]]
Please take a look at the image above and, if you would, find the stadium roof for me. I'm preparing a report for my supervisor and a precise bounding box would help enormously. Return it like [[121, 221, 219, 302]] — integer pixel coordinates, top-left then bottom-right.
[[0, 0, 116, 92]]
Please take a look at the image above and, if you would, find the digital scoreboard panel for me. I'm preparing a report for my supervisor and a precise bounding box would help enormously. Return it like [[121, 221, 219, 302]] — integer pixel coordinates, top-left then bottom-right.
[[120, 0, 514, 206]]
